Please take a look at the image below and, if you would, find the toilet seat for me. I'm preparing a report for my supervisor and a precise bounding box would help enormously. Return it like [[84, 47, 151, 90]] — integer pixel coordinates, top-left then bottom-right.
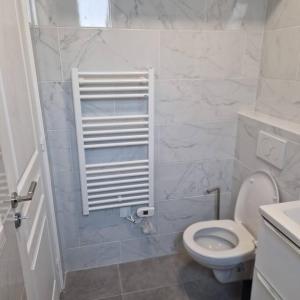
[[183, 170, 279, 281], [183, 220, 256, 268]]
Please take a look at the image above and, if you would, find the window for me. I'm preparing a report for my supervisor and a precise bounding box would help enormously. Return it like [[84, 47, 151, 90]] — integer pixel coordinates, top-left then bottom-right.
[[77, 0, 110, 27]]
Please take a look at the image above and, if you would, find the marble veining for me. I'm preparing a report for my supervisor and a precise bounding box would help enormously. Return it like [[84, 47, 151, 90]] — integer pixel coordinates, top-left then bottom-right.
[[235, 114, 300, 198], [110, 0, 206, 30], [32, 27, 62, 81], [156, 79, 257, 125], [155, 159, 233, 201], [160, 30, 245, 80], [35, 0, 80, 27], [39, 82, 75, 131], [34, 0, 267, 31], [256, 0, 300, 125], [261, 27, 300, 80], [266, 0, 300, 30], [206, 0, 267, 31], [47, 130, 75, 174], [256, 78, 300, 124], [158, 121, 236, 163], [243, 31, 264, 78], [158, 196, 216, 234], [58, 28, 159, 80]]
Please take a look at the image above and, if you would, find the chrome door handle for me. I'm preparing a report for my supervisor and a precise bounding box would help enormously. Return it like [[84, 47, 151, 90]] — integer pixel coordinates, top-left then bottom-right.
[[11, 181, 37, 209]]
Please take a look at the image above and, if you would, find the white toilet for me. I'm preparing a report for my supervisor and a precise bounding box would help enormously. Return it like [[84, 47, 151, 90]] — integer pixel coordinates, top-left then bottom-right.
[[183, 170, 279, 283]]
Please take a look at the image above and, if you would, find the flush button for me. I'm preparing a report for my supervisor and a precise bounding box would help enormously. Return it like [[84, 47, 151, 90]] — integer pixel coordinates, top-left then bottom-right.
[[256, 131, 287, 170]]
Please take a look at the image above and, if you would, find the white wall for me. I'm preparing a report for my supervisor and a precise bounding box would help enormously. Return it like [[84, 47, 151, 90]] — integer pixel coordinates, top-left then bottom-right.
[[231, 0, 300, 228], [256, 0, 300, 123], [233, 112, 300, 206]]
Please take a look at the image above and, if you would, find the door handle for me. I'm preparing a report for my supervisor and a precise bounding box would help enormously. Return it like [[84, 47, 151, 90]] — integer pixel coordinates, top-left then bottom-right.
[[10, 181, 37, 209]]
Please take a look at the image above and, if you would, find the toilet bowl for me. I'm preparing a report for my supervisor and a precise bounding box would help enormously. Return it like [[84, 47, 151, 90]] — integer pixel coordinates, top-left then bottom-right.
[[183, 170, 279, 283]]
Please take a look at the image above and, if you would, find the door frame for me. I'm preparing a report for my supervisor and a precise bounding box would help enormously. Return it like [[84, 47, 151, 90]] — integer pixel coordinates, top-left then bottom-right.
[[18, 0, 64, 289]]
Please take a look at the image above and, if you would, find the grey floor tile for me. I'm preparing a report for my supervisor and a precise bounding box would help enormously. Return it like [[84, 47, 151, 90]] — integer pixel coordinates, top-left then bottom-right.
[[183, 279, 242, 300], [119, 255, 179, 293], [61, 253, 243, 300], [123, 285, 188, 300], [61, 265, 122, 300], [119, 253, 218, 293], [171, 252, 214, 284]]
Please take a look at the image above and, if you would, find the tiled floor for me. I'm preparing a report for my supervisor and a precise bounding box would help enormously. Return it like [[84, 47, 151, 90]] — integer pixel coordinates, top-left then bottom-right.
[[60, 253, 246, 300]]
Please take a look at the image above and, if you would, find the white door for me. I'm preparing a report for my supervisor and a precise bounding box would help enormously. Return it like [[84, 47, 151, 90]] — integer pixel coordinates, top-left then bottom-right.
[[0, 0, 62, 299]]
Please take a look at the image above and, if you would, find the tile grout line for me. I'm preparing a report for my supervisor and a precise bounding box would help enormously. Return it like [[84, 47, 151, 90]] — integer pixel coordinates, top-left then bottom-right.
[[56, 27, 64, 81], [120, 282, 186, 298], [119, 274, 215, 298], [117, 263, 124, 295], [61, 253, 244, 299], [118, 255, 197, 294]]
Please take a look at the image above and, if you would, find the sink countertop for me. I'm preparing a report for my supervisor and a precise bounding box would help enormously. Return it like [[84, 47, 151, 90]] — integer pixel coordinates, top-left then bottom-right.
[[260, 201, 300, 248]]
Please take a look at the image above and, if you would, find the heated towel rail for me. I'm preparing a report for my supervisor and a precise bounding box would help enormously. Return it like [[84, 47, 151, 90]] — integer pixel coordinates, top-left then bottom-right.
[[72, 69, 154, 215]]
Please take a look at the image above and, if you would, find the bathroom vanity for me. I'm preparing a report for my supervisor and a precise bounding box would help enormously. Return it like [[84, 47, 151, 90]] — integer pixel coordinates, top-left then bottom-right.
[[251, 201, 300, 300]]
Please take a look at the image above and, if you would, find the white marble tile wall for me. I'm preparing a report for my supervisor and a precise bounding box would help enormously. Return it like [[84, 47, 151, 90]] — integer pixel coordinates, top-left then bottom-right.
[[155, 160, 233, 201], [233, 112, 300, 205], [32, 0, 266, 271], [34, 0, 267, 30], [256, 0, 300, 123]]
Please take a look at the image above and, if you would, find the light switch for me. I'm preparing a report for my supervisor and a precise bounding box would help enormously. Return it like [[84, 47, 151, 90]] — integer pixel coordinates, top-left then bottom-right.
[[256, 131, 287, 170]]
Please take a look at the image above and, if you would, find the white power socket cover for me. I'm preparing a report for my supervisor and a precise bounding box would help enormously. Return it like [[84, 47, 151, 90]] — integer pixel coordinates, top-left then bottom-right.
[[137, 207, 155, 218]]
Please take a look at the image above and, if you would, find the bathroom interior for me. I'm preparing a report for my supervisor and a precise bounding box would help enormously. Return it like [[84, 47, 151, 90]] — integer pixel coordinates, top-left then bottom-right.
[[1, 0, 300, 299]]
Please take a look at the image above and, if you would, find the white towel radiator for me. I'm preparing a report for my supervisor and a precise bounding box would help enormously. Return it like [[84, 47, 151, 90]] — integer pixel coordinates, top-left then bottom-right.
[[72, 69, 154, 215]]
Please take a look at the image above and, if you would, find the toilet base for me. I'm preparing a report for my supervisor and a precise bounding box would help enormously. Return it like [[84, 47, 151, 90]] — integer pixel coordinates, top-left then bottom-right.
[[213, 260, 254, 283]]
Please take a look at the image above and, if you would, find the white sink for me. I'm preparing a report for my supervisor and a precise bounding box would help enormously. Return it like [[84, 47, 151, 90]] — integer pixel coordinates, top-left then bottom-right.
[[284, 207, 300, 225], [260, 200, 300, 248]]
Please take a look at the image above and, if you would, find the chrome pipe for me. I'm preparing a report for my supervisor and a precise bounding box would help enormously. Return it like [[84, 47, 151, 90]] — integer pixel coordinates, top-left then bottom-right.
[[206, 187, 221, 220]]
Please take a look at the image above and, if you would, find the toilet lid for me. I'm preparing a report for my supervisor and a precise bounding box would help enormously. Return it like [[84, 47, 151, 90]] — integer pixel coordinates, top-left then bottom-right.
[[234, 170, 279, 239]]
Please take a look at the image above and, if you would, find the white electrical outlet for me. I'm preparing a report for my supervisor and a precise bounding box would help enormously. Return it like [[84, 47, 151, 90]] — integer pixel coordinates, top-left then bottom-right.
[[137, 207, 155, 218]]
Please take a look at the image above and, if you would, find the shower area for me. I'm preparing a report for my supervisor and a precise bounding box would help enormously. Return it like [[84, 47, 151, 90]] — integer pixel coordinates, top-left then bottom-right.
[[10, 0, 300, 299]]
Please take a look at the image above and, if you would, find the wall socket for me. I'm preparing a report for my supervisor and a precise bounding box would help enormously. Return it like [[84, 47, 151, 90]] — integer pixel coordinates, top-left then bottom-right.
[[137, 207, 155, 218]]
